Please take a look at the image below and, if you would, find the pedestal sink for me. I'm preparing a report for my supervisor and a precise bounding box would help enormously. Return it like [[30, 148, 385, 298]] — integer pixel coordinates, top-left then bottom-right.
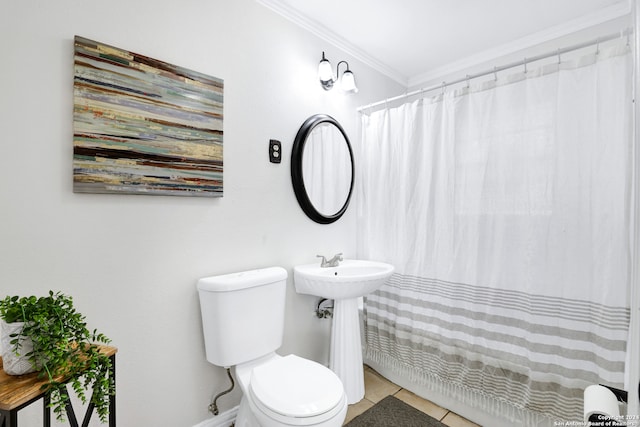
[[293, 259, 394, 404]]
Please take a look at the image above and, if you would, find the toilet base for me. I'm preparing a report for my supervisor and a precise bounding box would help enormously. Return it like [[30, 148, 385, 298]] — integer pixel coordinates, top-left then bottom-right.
[[235, 394, 347, 427], [235, 397, 259, 427]]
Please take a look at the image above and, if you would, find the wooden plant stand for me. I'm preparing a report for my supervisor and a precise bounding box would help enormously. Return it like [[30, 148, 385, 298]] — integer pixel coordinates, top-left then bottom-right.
[[0, 345, 117, 427]]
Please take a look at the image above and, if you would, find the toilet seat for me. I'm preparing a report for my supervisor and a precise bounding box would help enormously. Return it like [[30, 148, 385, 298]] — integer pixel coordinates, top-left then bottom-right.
[[249, 354, 346, 425]]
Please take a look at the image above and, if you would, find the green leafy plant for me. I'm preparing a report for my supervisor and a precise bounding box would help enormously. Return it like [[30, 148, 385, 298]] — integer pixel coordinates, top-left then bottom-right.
[[0, 291, 114, 422]]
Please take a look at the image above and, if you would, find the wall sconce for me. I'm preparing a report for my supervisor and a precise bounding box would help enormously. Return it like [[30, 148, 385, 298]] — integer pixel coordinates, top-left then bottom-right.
[[318, 52, 358, 93]]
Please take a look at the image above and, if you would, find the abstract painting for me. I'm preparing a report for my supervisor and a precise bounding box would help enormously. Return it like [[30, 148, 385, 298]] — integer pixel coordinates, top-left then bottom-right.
[[73, 36, 224, 196]]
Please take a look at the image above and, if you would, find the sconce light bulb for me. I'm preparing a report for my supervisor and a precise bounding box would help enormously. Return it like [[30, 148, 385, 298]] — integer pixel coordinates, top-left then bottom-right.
[[318, 53, 334, 90], [318, 60, 333, 82], [340, 69, 358, 93]]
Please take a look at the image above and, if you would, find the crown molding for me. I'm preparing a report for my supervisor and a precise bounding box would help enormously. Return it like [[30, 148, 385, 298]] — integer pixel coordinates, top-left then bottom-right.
[[408, 1, 631, 88], [256, 0, 409, 86], [257, 0, 630, 90]]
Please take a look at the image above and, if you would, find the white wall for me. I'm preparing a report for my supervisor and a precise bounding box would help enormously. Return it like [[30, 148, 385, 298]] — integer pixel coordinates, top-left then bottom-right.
[[0, 1, 404, 425]]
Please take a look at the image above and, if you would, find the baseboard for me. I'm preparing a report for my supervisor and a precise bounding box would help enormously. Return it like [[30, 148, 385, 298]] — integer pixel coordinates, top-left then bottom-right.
[[193, 406, 239, 427]]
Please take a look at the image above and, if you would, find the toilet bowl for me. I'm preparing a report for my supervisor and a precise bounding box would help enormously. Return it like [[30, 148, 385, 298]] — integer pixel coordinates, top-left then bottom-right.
[[197, 267, 348, 427], [235, 354, 347, 427]]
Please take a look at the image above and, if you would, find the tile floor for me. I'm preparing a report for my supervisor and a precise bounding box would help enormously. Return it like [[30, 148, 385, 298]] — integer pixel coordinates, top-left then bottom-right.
[[344, 365, 481, 427]]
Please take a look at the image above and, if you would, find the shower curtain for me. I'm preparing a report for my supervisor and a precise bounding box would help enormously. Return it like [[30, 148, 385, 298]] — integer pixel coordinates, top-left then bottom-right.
[[357, 43, 632, 423]]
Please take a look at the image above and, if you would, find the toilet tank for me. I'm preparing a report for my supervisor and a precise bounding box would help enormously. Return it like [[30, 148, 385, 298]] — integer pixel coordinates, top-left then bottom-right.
[[197, 267, 287, 367]]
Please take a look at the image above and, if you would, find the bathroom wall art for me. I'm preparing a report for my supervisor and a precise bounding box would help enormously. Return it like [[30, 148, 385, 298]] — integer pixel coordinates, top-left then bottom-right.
[[73, 36, 224, 197]]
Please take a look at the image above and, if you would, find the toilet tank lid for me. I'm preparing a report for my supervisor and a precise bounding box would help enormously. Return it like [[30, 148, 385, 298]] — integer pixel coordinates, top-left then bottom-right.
[[197, 267, 287, 292]]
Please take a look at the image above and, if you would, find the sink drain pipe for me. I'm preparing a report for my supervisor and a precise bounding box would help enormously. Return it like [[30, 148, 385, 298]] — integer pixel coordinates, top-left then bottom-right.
[[316, 298, 334, 318], [209, 367, 235, 415]]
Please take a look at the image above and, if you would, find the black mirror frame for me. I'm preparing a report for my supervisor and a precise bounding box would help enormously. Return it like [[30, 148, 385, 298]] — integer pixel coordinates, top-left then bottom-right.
[[291, 114, 355, 224]]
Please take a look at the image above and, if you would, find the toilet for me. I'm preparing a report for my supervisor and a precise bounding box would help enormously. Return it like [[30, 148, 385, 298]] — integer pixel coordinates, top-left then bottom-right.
[[197, 267, 348, 427]]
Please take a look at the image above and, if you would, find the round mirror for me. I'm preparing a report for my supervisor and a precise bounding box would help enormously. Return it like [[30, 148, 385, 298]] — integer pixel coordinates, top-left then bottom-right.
[[291, 114, 354, 224]]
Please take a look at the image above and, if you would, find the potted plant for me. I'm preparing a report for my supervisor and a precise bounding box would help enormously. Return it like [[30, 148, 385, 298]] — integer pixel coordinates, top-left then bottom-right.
[[0, 291, 114, 422]]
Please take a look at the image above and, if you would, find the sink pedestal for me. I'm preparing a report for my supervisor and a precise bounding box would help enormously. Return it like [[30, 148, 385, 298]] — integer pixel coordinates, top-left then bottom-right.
[[293, 259, 395, 404], [329, 298, 364, 404]]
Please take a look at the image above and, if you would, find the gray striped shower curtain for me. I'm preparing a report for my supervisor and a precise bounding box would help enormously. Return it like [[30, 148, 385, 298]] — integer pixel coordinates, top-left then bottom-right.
[[357, 43, 632, 424]]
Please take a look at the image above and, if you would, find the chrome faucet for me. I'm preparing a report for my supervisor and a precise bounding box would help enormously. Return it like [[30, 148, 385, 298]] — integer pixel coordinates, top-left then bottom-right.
[[317, 253, 343, 268]]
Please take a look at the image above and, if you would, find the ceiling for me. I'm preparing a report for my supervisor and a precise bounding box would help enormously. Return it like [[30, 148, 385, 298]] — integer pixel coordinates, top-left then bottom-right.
[[257, 0, 630, 87]]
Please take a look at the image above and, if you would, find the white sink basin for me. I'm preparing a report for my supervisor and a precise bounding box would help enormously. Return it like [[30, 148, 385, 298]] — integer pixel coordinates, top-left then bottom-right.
[[294, 259, 394, 300]]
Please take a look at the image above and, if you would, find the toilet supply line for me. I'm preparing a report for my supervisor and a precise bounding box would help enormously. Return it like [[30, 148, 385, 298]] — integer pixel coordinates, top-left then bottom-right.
[[209, 368, 235, 416]]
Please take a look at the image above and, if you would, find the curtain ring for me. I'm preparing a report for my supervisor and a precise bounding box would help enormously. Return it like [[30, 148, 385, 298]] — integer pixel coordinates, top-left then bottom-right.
[[493, 66, 498, 81], [620, 28, 631, 48], [557, 48, 561, 65], [596, 37, 600, 55], [441, 81, 446, 94], [626, 29, 630, 47], [465, 75, 470, 89], [523, 58, 528, 74]]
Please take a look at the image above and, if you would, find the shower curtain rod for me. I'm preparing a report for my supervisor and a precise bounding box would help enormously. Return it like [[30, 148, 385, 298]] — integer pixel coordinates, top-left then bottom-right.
[[357, 28, 632, 113]]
